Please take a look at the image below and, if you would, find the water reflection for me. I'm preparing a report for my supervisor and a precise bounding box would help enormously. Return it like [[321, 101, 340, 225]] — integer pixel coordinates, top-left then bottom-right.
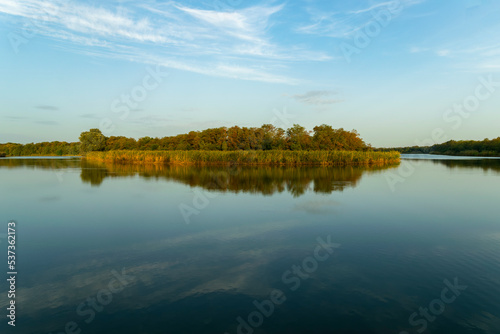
[[0, 157, 398, 197], [401, 156, 500, 173], [0, 156, 81, 169], [79, 160, 398, 196], [2, 156, 500, 333], [431, 158, 500, 173]]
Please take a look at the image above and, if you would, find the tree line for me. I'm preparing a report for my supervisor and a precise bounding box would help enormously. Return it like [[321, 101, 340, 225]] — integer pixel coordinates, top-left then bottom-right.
[[0, 124, 371, 156], [0, 124, 370, 156], [0, 141, 81, 157], [378, 137, 500, 157], [80, 124, 370, 153]]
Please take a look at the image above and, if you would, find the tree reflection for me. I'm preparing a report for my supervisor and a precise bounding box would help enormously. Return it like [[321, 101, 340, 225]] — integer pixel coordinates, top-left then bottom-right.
[[0, 157, 81, 169], [0, 157, 402, 196], [430, 159, 500, 173], [79, 160, 397, 196]]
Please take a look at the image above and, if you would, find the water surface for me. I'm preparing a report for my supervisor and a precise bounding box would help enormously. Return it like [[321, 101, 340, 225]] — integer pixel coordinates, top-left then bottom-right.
[[0, 155, 499, 334]]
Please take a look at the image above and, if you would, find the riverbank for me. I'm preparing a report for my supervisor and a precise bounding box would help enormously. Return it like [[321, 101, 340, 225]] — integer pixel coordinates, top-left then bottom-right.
[[84, 150, 400, 166], [0, 154, 81, 158]]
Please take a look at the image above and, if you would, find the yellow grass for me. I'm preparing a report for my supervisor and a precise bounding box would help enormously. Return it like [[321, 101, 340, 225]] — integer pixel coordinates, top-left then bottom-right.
[[85, 150, 400, 166]]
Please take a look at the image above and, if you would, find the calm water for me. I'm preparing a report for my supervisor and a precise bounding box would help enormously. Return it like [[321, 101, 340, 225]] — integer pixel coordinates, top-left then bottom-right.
[[1, 155, 499, 334]]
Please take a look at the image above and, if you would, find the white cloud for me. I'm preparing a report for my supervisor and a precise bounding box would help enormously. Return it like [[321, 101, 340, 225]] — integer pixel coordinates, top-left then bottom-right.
[[0, 0, 327, 83], [348, 1, 399, 15], [297, 0, 427, 39], [409, 46, 428, 53], [424, 41, 500, 72], [176, 4, 283, 35], [437, 49, 451, 57], [476, 60, 500, 71]]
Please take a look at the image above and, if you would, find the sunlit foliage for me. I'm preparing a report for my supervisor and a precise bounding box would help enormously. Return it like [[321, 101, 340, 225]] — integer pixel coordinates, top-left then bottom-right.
[[0, 123, 373, 157], [85, 150, 400, 166]]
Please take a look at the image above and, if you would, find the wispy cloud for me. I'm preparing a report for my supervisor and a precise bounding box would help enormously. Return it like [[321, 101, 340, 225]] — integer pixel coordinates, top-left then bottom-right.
[[409, 46, 429, 53], [4, 115, 27, 120], [35, 105, 59, 111], [348, 1, 400, 15], [175, 4, 283, 43], [287, 90, 342, 105], [0, 0, 329, 84], [409, 40, 500, 72], [34, 120, 59, 125], [296, 0, 426, 38], [477, 61, 500, 70], [436, 49, 451, 57]]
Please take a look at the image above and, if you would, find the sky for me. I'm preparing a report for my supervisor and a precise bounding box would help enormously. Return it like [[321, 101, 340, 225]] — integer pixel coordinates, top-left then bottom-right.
[[0, 0, 499, 147]]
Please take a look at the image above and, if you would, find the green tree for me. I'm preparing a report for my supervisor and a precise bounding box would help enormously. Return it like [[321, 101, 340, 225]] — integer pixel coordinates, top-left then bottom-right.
[[260, 124, 284, 150], [286, 124, 311, 150], [79, 129, 106, 152], [312, 124, 336, 150]]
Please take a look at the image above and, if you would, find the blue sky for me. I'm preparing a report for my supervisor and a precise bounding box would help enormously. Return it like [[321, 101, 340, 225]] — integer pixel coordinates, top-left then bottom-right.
[[0, 0, 499, 147]]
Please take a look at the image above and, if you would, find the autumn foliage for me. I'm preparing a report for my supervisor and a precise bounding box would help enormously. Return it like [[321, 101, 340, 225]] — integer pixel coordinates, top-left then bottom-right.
[[0, 124, 372, 157], [92, 124, 371, 152]]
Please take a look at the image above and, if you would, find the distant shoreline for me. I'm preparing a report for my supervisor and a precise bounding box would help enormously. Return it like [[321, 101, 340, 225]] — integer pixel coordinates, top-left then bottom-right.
[[377, 137, 500, 157], [401, 153, 500, 160], [0, 155, 82, 159]]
